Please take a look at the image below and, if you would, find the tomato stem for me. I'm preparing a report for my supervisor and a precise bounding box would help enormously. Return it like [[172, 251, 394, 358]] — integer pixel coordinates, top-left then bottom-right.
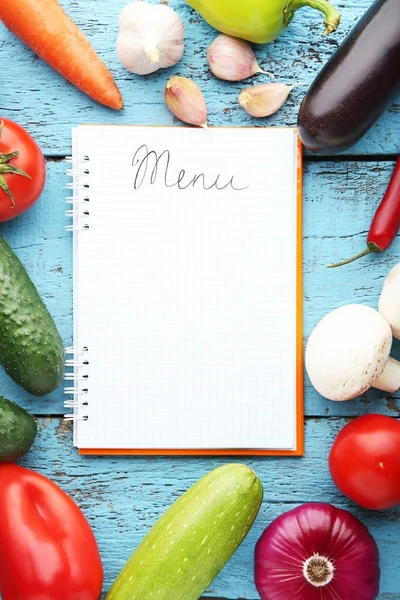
[[0, 151, 20, 164], [0, 123, 31, 207]]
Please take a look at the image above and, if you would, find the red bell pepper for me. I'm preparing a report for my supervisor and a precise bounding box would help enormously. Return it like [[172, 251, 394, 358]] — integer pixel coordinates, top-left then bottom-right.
[[0, 463, 103, 600]]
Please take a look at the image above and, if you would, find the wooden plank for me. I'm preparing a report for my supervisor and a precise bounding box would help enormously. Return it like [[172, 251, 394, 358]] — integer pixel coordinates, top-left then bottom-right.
[[0, 159, 72, 413], [17, 416, 400, 599], [0, 0, 398, 157], [1, 158, 400, 417], [1, 3, 399, 600]]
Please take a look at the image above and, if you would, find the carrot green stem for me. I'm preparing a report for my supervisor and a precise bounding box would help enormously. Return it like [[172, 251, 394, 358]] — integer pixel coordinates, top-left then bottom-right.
[[327, 246, 373, 268]]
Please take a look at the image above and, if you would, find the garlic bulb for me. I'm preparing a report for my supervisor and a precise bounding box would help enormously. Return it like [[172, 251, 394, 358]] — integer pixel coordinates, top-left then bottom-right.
[[239, 83, 296, 118], [207, 34, 272, 82], [165, 76, 207, 128], [117, 1, 185, 76]]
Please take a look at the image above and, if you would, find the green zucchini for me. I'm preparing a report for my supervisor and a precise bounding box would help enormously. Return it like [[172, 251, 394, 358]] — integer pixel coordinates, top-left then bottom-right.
[[0, 396, 37, 461], [106, 463, 263, 600], [0, 237, 65, 396]]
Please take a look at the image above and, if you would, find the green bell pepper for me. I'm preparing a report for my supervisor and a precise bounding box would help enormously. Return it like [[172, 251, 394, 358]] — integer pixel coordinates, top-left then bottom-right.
[[186, 0, 341, 44]]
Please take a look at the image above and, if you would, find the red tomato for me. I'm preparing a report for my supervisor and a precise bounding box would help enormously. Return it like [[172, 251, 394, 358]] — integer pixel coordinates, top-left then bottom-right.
[[329, 414, 400, 510], [0, 118, 46, 221], [0, 463, 103, 600]]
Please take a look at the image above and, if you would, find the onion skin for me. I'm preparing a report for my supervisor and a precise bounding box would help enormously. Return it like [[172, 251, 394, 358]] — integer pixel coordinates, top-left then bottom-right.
[[254, 503, 380, 600]]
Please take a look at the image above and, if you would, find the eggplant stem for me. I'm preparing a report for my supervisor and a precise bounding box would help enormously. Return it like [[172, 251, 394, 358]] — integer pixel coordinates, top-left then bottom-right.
[[327, 246, 372, 268], [289, 0, 341, 34]]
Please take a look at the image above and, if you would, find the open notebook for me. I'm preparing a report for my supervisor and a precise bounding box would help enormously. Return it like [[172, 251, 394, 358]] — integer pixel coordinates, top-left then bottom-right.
[[65, 125, 303, 456]]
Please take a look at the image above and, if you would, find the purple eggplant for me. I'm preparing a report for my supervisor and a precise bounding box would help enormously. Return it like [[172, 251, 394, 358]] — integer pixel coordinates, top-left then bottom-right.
[[298, 0, 400, 154]]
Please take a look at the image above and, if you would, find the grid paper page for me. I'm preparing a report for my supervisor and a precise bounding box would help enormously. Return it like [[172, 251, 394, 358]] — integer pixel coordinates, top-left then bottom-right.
[[72, 126, 299, 450]]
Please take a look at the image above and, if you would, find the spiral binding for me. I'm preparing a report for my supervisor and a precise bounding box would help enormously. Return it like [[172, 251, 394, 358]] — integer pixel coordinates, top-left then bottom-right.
[[63, 347, 90, 422], [64, 152, 91, 422], [65, 155, 90, 233]]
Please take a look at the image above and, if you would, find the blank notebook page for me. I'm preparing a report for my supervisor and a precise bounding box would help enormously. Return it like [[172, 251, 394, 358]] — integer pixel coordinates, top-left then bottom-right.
[[70, 125, 301, 451]]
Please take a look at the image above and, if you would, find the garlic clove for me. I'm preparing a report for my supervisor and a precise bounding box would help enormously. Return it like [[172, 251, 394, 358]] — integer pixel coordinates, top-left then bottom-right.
[[165, 76, 208, 128], [239, 83, 297, 118], [207, 34, 273, 82], [117, 1, 184, 76]]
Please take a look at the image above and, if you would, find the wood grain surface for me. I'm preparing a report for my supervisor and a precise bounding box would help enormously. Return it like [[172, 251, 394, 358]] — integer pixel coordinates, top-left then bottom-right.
[[0, 0, 399, 598], [23, 417, 400, 599], [0, 0, 398, 157]]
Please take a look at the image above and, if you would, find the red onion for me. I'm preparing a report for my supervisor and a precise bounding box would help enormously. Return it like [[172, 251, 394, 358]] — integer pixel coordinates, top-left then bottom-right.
[[254, 503, 380, 600]]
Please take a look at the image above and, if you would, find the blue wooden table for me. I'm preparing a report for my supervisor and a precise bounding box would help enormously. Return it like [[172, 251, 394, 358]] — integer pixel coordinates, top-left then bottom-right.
[[0, 1, 399, 598]]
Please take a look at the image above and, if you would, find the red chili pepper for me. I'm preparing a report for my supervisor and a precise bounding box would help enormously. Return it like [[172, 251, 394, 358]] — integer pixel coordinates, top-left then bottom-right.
[[328, 156, 400, 268], [0, 463, 103, 600]]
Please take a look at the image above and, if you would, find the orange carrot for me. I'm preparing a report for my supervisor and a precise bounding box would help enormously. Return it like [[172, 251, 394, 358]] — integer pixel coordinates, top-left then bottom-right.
[[0, 0, 123, 110]]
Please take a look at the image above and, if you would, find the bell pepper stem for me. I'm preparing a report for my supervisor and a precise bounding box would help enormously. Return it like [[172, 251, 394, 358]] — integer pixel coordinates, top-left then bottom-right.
[[289, 0, 341, 34]]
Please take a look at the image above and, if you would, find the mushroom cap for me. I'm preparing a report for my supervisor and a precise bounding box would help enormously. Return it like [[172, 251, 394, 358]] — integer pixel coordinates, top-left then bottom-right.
[[378, 262, 400, 340], [305, 304, 392, 401]]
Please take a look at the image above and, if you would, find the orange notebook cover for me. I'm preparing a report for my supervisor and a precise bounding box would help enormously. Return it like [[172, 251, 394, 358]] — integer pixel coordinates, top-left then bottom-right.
[[65, 126, 304, 457]]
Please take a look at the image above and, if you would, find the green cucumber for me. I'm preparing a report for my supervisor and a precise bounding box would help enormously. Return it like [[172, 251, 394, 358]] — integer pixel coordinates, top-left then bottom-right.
[[106, 463, 263, 600], [0, 237, 65, 396], [0, 396, 37, 460]]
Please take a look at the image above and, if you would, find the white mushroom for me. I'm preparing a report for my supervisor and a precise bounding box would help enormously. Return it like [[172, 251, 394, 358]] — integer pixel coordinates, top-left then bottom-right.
[[378, 262, 400, 339], [305, 304, 400, 401]]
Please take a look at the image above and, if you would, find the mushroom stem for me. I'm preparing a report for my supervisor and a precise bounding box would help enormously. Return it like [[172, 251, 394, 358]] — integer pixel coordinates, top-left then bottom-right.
[[373, 357, 400, 393]]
